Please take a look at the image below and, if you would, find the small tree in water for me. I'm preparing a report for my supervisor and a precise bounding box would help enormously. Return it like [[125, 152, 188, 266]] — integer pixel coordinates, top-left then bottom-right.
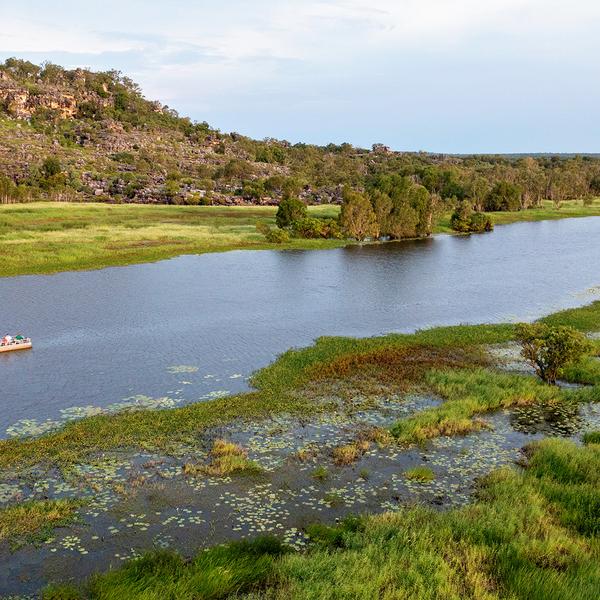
[[515, 323, 591, 384]]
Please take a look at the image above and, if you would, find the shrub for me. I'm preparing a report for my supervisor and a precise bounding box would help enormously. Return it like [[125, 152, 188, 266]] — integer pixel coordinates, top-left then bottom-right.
[[276, 197, 307, 228], [469, 211, 494, 232], [515, 323, 592, 384], [266, 228, 290, 244]]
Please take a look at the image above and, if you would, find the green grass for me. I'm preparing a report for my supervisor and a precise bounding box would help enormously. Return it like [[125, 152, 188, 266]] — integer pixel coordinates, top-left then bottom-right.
[[583, 431, 600, 445], [541, 300, 600, 332], [183, 439, 263, 477], [435, 199, 600, 234], [404, 466, 435, 482], [391, 368, 600, 445], [0, 302, 598, 472], [0, 498, 82, 547], [2, 198, 599, 277], [41, 438, 600, 599], [0, 202, 344, 277], [42, 536, 288, 600]]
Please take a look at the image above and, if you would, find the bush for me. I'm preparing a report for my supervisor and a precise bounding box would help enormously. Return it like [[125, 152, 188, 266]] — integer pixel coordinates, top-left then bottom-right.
[[515, 323, 592, 384], [263, 227, 290, 244], [291, 217, 326, 238], [290, 217, 343, 239], [276, 197, 307, 228], [469, 212, 494, 232]]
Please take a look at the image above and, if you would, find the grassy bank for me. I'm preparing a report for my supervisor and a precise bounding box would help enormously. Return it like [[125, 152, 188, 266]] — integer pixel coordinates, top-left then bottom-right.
[[2, 199, 600, 277], [1, 301, 598, 472], [0, 203, 343, 277], [42, 436, 600, 599]]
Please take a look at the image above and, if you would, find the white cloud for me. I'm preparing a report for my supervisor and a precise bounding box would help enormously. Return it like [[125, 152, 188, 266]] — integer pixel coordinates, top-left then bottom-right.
[[1, 0, 599, 151]]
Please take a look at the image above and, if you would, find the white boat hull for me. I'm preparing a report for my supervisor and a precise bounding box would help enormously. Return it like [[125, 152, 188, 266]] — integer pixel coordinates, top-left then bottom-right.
[[0, 342, 32, 353]]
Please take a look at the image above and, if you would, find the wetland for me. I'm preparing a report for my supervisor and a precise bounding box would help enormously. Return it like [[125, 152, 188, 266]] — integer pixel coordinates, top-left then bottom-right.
[[1, 217, 600, 597]]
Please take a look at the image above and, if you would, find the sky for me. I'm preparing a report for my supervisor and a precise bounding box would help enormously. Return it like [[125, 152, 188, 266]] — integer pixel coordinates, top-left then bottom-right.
[[1, 0, 599, 153]]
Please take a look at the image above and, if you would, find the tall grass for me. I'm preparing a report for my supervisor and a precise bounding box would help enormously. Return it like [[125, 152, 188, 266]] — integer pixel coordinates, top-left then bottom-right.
[[43, 537, 288, 600]]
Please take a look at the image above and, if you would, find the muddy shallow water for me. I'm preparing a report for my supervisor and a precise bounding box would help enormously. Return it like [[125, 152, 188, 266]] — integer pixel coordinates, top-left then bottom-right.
[[2, 391, 599, 597]]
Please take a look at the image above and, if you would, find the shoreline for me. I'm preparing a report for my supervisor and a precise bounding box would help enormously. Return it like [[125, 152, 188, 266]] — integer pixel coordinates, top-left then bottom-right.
[[1, 299, 598, 469], [1, 200, 599, 278]]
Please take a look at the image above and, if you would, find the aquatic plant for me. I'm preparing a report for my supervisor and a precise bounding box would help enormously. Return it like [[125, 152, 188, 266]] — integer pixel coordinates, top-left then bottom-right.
[[184, 440, 262, 477], [331, 441, 369, 466], [404, 466, 435, 483], [42, 438, 600, 598], [311, 466, 329, 481], [0, 499, 82, 548]]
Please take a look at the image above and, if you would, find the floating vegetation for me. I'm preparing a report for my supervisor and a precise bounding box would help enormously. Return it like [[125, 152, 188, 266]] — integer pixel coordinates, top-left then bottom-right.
[[5, 395, 180, 438], [166, 365, 199, 374], [198, 390, 230, 400], [2, 304, 600, 596], [5, 418, 61, 438], [1, 397, 600, 597], [511, 400, 583, 435]]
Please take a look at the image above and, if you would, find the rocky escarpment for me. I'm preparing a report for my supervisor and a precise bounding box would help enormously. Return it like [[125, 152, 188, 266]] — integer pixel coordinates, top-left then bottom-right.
[[0, 69, 113, 120], [0, 60, 356, 205]]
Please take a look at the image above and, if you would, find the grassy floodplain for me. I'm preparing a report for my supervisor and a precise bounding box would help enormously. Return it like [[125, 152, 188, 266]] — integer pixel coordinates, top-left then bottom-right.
[[0, 299, 594, 599], [1, 198, 600, 277], [0, 203, 344, 277]]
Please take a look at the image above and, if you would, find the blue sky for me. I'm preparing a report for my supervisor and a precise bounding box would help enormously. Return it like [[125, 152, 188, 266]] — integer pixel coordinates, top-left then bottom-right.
[[1, 0, 599, 153]]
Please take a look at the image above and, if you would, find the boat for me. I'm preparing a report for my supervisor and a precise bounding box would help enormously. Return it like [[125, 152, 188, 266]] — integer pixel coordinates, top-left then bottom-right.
[[0, 335, 32, 353]]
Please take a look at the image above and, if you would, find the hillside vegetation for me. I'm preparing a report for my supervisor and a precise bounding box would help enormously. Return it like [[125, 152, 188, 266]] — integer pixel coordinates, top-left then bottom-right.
[[2, 58, 600, 215]]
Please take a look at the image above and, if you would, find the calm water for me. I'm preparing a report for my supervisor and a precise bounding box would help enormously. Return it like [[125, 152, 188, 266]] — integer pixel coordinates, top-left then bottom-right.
[[1, 217, 599, 437]]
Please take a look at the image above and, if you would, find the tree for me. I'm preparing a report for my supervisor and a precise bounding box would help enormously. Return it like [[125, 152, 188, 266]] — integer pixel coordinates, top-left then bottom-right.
[[466, 176, 490, 212], [450, 200, 474, 232], [450, 200, 493, 233], [276, 197, 307, 228], [41, 156, 62, 178], [370, 190, 392, 235], [340, 188, 379, 241], [515, 323, 592, 384], [485, 181, 522, 212]]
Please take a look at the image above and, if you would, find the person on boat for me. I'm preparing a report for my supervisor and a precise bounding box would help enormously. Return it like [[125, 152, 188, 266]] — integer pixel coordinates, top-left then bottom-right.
[[2, 335, 12, 345]]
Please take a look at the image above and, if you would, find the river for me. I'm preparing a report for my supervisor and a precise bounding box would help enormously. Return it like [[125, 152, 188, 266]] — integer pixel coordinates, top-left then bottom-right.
[[1, 217, 599, 437]]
